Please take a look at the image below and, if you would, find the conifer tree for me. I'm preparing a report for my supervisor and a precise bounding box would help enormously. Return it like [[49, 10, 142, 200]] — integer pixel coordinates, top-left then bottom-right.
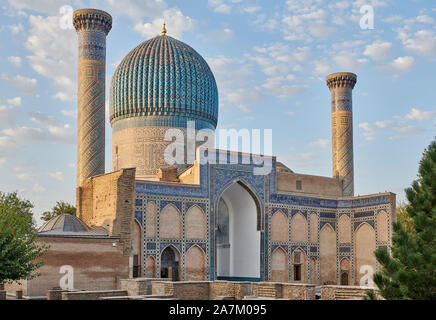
[[371, 139, 436, 300]]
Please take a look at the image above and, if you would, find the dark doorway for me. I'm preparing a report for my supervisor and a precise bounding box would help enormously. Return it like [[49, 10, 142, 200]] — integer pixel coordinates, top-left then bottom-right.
[[341, 271, 349, 285], [133, 254, 140, 278], [294, 265, 302, 281], [161, 246, 180, 281]]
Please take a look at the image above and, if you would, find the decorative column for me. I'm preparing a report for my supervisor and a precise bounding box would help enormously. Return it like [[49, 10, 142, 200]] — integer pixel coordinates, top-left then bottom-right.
[[326, 72, 357, 197], [73, 9, 112, 186]]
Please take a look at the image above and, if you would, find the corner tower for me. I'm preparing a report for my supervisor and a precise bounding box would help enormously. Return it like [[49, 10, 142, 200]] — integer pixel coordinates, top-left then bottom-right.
[[73, 9, 112, 186], [326, 72, 357, 197]]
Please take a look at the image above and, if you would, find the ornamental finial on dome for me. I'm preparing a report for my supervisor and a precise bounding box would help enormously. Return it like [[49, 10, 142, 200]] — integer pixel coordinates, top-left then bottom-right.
[[162, 22, 167, 35]]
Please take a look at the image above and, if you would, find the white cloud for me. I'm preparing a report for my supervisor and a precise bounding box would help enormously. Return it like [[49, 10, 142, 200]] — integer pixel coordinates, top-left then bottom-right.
[[406, 108, 436, 121], [9, 24, 24, 34], [8, 56, 22, 68], [6, 0, 66, 15], [7, 97, 22, 107], [3, 111, 75, 145], [49, 171, 64, 182], [309, 138, 330, 148], [416, 15, 436, 25], [243, 6, 261, 14], [206, 56, 263, 112], [61, 109, 77, 119], [106, 0, 167, 21], [25, 14, 76, 101], [313, 58, 331, 75], [17, 172, 32, 181], [364, 41, 392, 61], [134, 8, 195, 39], [403, 30, 436, 58], [32, 184, 46, 193], [333, 52, 369, 70], [0, 105, 19, 127], [1, 74, 38, 96], [380, 56, 416, 75]]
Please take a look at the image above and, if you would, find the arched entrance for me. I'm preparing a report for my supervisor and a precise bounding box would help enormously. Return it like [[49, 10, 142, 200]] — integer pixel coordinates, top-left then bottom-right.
[[216, 181, 262, 281], [161, 246, 180, 281]]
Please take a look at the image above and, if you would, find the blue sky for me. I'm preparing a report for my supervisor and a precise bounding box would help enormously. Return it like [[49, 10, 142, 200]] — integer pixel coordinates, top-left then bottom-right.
[[0, 0, 435, 226]]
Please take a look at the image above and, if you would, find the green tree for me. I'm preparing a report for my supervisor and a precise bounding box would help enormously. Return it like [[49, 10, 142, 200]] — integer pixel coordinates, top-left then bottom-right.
[[371, 140, 436, 300], [41, 201, 76, 222], [396, 201, 415, 236], [0, 192, 48, 285]]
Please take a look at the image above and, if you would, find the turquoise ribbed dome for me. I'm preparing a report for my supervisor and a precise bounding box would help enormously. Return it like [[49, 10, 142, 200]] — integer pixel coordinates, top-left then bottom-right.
[[110, 35, 218, 130]]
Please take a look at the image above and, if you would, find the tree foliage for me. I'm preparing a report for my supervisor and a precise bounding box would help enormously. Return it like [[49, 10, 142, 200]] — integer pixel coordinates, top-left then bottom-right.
[[396, 201, 415, 236], [41, 201, 76, 222], [371, 139, 436, 300], [0, 192, 48, 285]]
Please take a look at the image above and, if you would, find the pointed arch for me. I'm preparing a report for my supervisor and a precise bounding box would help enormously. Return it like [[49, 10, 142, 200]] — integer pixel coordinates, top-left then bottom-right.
[[132, 220, 142, 277], [354, 222, 376, 286], [338, 214, 351, 243], [185, 245, 206, 281], [160, 204, 182, 239], [217, 178, 264, 231], [377, 210, 388, 243], [271, 247, 288, 282], [291, 213, 308, 242], [271, 210, 289, 242], [160, 245, 181, 281], [292, 248, 307, 282], [185, 205, 206, 239], [319, 224, 337, 285], [340, 258, 350, 285], [145, 201, 157, 238], [309, 213, 318, 243], [216, 179, 262, 280]]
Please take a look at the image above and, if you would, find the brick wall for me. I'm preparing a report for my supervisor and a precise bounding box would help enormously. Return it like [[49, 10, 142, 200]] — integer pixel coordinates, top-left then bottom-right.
[[252, 282, 315, 300], [62, 290, 128, 300], [120, 278, 171, 296], [76, 168, 136, 256], [7, 236, 130, 297], [321, 285, 381, 300]]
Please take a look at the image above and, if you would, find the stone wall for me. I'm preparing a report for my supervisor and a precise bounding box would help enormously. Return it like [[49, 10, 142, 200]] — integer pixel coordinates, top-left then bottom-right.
[[62, 290, 128, 300], [277, 172, 343, 197], [209, 281, 252, 300], [321, 285, 381, 300], [7, 236, 130, 297], [120, 278, 171, 296], [76, 168, 136, 255], [152, 281, 175, 296], [252, 282, 315, 300]]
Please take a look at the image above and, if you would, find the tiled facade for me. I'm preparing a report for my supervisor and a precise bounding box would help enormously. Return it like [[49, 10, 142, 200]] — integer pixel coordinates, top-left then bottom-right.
[[73, 9, 112, 186], [132, 151, 395, 285]]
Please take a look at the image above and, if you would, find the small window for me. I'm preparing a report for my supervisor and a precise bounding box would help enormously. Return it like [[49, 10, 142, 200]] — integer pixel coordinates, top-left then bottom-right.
[[296, 180, 302, 190], [294, 252, 301, 264]]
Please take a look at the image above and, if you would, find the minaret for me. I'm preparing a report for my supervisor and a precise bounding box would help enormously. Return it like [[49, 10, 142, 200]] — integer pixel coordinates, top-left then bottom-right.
[[73, 9, 112, 186], [326, 72, 357, 197]]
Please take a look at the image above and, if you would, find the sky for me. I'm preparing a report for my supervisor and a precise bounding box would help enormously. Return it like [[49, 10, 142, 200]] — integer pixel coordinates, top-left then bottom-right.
[[0, 0, 435, 226]]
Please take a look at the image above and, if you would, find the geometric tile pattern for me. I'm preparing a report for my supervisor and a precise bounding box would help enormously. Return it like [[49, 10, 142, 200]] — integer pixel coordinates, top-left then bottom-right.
[[74, 9, 112, 186], [327, 73, 357, 197], [134, 153, 393, 282], [110, 34, 219, 130]]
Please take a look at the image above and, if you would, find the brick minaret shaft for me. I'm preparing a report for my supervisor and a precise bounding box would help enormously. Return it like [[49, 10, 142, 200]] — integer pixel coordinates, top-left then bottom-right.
[[326, 72, 357, 197], [73, 9, 112, 187]]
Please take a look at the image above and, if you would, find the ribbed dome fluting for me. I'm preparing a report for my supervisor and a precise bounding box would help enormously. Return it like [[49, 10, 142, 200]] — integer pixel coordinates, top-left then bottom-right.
[[110, 35, 218, 130]]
